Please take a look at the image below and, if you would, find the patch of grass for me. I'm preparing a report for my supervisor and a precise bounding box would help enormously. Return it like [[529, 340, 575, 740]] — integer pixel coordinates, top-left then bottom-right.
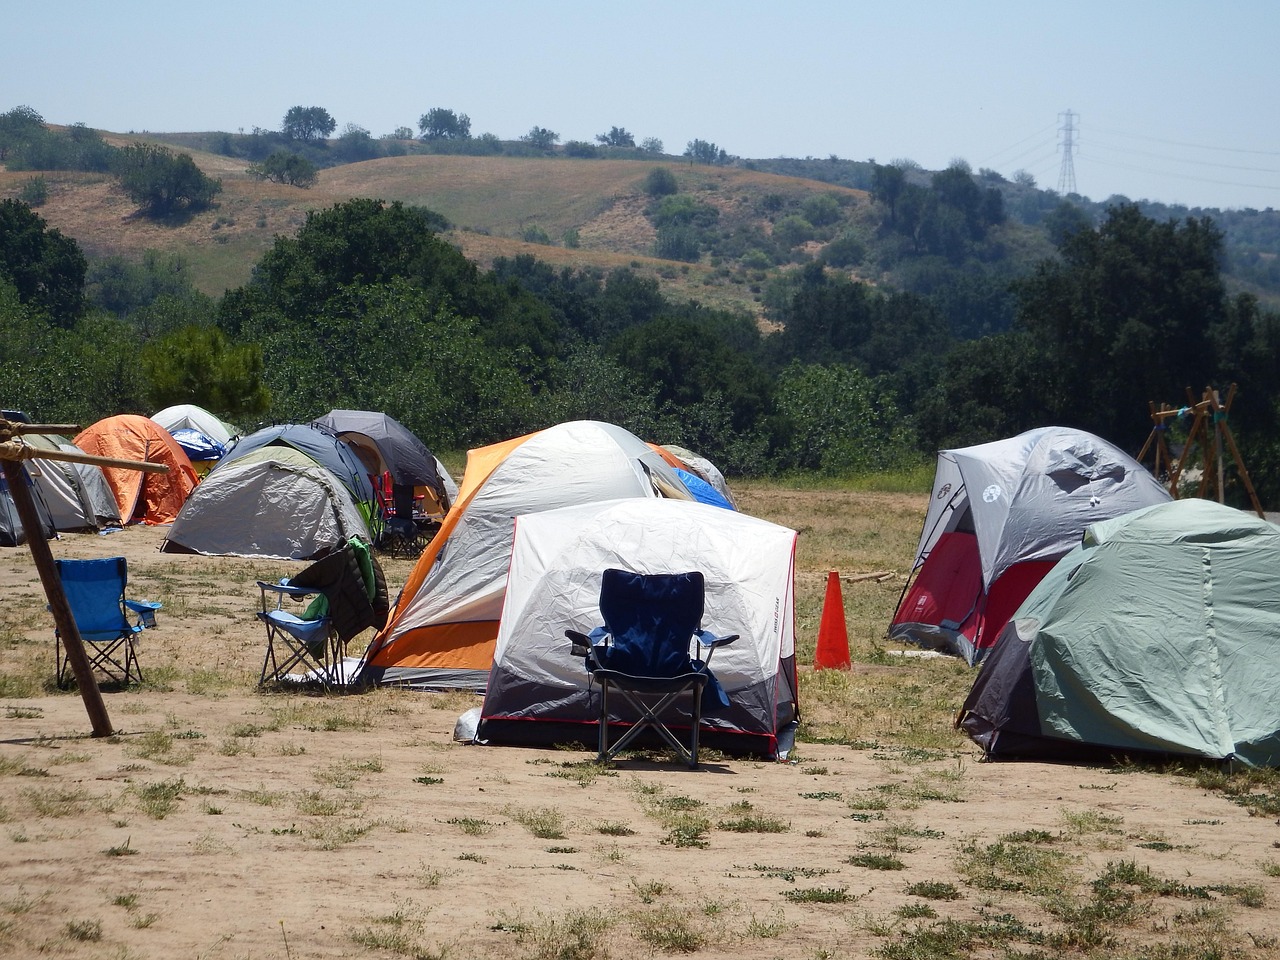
[[413, 775, 443, 785], [134, 777, 185, 819], [126, 729, 195, 766], [748, 863, 834, 883], [716, 813, 789, 833], [896, 902, 937, 919], [595, 820, 635, 836], [295, 790, 349, 817], [65, 918, 103, 942], [905, 880, 961, 901], [846, 852, 905, 871], [800, 790, 842, 801], [547, 760, 618, 787], [20, 785, 94, 818], [956, 838, 1076, 896], [504, 805, 567, 840], [306, 819, 375, 850], [783, 886, 853, 904], [745, 909, 789, 938], [105, 836, 138, 856], [632, 904, 703, 952], [447, 816, 496, 836], [511, 908, 610, 960], [457, 852, 486, 863], [661, 818, 711, 848], [631, 879, 667, 903], [348, 897, 431, 957]]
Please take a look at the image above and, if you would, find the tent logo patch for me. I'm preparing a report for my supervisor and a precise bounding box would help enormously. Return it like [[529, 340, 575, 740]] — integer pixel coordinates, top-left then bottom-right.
[[982, 484, 1003, 503]]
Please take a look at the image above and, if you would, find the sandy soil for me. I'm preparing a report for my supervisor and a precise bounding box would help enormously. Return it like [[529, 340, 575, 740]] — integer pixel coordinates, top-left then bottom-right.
[[2, 525, 1279, 959]]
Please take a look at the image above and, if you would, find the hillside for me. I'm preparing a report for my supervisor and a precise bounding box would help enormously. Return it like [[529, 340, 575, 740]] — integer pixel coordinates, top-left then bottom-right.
[[0, 142, 879, 318]]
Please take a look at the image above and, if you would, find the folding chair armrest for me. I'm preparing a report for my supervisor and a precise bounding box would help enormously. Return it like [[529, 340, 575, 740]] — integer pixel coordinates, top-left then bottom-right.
[[566, 629, 592, 657], [124, 599, 162, 628], [257, 580, 319, 599], [696, 630, 738, 649]]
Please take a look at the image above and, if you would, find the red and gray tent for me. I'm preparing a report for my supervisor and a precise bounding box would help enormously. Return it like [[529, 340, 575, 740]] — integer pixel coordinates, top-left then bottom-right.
[[890, 426, 1170, 665]]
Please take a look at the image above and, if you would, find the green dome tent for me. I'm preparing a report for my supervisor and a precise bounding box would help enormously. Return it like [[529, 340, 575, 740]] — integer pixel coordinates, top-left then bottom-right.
[[959, 499, 1280, 766]]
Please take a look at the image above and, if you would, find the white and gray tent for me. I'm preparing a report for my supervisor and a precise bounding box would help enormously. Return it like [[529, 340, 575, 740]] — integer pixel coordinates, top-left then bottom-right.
[[478, 497, 799, 758], [22, 434, 121, 531], [162, 446, 369, 560]]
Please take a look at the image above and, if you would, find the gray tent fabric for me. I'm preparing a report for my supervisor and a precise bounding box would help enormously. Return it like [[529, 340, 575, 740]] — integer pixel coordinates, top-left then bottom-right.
[[22, 435, 120, 531], [913, 427, 1172, 589], [219, 423, 375, 507], [162, 446, 370, 560], [312, 410, 445, 499], [0, 463, 55, 546], [959, 499, 1280, 766]]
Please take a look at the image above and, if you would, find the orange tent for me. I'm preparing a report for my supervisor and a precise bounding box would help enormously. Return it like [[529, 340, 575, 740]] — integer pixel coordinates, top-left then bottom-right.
[[358, 421, 692, 690], [74, 415, 198, 524]]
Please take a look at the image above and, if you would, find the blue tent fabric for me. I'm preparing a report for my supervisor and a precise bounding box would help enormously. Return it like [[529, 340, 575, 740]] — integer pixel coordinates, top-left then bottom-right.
[[218, 424, 375, 504], [170, 428, 226, 462], [673, 468, 735, 510]]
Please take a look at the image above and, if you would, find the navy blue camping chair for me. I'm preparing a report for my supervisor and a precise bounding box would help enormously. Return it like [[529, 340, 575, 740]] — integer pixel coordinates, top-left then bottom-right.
[[567, 569, 737, 768], [54, 557, 160, 688]]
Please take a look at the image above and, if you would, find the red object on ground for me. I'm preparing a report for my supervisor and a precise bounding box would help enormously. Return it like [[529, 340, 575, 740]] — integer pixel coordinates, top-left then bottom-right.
[[814, 570, 851, 670]]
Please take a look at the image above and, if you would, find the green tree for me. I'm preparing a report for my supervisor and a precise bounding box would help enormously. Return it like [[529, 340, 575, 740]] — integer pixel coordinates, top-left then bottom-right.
[[247, 150, 317, 187], [775, 362, 915, 474], [112, 142, 222, 217], [684, 139, 727, 165], [871, 163, 906, 224], [0, 105, 45, 161], [595, 126, 635, 147], [141, 324, 271, 420], [418, 108, 471, 140], [1014, 203, 1229, 448], [639, 137, 664, 155], [86, 250, 196, 317], [521, 126, 559, 150], [0, 198, 86, 325], [281, 106, 336, 142], [334, 123, 377, 163], [643, 167, 678, 197]]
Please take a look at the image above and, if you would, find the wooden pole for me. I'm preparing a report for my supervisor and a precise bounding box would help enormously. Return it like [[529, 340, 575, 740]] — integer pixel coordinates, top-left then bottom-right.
[[1, 459, 113, 737]]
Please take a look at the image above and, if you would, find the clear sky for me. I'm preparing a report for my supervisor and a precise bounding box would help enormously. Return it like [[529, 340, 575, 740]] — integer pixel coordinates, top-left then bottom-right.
[[7, 0, 1279, 211]]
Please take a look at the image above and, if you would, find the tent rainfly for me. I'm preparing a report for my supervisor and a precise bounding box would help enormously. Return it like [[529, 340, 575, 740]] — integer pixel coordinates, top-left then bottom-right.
[[479, 497, 798, 758], [162, 446, 370, 560], [357, 420, 693, 690], [890, 426, 1171, 664], [958, 499, 1280, 766], [73, 415, 198, 525]]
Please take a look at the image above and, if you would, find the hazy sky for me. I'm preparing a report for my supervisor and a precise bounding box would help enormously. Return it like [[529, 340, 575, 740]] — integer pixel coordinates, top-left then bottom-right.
[[8, 0, 1279, 210]]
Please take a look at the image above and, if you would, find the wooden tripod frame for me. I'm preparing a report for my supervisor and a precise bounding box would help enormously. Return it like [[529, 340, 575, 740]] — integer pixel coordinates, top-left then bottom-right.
[[1137, 385, 1264, 518]]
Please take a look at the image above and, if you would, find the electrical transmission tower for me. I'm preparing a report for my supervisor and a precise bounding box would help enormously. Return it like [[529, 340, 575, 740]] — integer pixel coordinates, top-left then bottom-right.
[[1057, 109, 1078, 195]]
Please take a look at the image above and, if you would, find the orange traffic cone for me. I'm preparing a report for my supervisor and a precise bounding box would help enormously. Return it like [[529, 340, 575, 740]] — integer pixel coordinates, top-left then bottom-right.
[[814, 571, 851, 670]]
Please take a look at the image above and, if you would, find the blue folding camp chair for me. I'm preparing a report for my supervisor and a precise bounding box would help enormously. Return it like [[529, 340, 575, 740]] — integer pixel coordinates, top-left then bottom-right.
[[256, 580, 341, 687], [567, 569, 738, 768], [54, 557, 160, 688]]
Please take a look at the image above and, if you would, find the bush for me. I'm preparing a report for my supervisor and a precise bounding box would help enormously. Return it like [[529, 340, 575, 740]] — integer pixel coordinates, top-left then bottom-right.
[[563, 140, 598, 158], [113, 142, 221, 216], [247, 151, 317, 188], [643, 167, 678, 197], [520, 225, 552, 245], [18, 176, 47, 206], [772, 214, 815, 248]]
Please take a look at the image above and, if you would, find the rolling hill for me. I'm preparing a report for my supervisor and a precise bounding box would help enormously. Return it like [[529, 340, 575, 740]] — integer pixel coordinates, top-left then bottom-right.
[[0, 139, 879, 319]]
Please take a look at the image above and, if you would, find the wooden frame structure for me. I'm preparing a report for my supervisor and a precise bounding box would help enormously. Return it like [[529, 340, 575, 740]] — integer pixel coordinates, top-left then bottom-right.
[[1137, 385, 1264, 518], [1, 416, 169, 736]]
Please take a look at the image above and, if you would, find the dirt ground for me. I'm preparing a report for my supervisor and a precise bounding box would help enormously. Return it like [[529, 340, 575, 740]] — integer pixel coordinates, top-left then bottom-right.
[[2, 524, 1280, 960]]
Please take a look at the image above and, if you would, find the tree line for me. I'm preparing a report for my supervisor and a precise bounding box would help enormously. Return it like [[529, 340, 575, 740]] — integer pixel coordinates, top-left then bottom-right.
[[4, 191, 1280, 504]]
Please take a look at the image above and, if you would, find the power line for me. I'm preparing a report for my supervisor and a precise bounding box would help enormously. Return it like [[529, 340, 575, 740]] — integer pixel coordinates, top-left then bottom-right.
[[1089, 124, 1280, 158], [1087, 135, 1280, 176], [1079, 152, 1280, 195]]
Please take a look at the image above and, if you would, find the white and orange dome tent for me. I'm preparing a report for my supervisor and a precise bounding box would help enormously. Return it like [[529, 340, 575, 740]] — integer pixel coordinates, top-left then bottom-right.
[[356, 421, 693, 690], [74, 414, 198, 525]]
